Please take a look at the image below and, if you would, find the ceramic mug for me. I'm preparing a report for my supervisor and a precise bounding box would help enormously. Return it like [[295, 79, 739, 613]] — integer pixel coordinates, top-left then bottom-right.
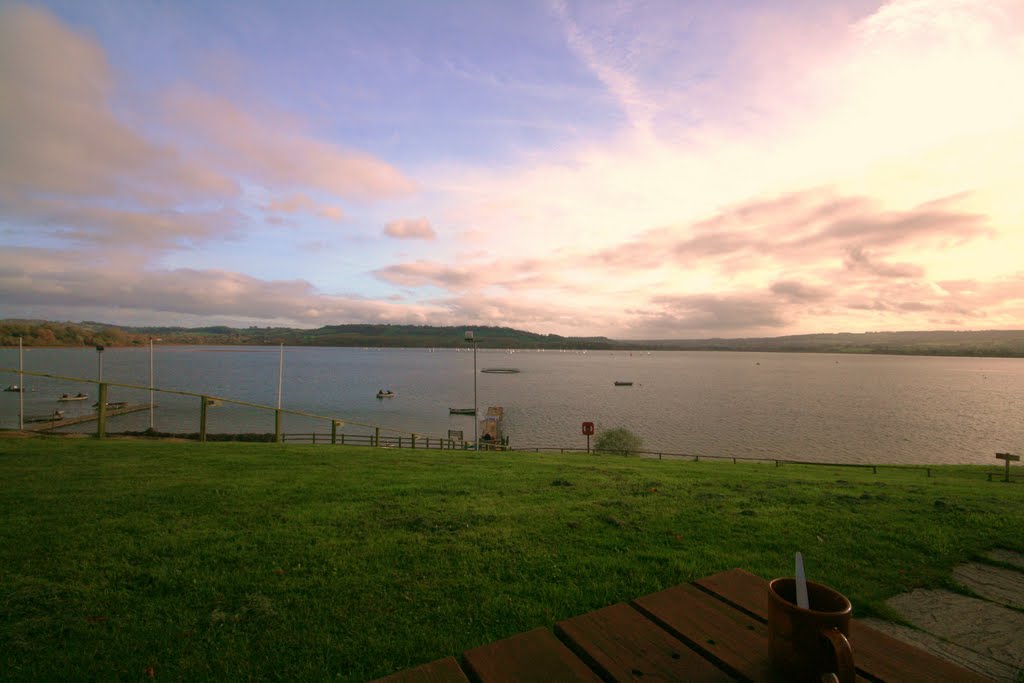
[[767, 577, 855, 683]]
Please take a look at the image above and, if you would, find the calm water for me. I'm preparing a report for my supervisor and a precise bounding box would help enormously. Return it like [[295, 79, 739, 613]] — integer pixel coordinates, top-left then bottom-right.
[[2, 346, 1022, 465]]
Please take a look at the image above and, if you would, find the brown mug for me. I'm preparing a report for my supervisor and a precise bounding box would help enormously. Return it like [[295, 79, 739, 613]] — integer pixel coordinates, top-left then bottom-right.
[[767, 577, 855, 683]]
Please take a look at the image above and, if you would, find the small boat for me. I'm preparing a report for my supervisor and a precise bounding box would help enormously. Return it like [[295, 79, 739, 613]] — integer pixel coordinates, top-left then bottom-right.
[[449, 408, 476, 415], [376, 389, 395, 398], [4, 384, 25, 392], [91, 401, 128, 409], [614, 381, 634, 386], [58, 393, 89, 402], [481, 368, 520, 374], [24, 410, 64, 423]]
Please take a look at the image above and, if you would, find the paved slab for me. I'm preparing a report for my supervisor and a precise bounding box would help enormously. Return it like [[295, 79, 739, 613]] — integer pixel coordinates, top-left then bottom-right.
[[984, 549, 1024, 572], [859, 617, 1020, 683], [886, 589, 1024, 671], [954, 562, 1024, 610]]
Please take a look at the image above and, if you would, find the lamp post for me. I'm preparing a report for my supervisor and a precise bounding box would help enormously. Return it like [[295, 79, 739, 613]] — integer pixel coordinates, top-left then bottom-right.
[[465, 330, 478, 447], [18, 336, 23, 430], [95, 344, 105, 382], [149, 337, 154, 429], [277, 342, 284, 409]]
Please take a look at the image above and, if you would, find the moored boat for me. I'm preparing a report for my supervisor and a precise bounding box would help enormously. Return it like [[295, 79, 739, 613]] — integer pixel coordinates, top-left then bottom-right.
[[481, 368, 520, 374], [24, 410, 64, 423], [376, 389, 395, 398], [449, 408, 475, 415], [58, 392, 89, 402], [614, 381, 633, 386], [91, 401, 128, 409]]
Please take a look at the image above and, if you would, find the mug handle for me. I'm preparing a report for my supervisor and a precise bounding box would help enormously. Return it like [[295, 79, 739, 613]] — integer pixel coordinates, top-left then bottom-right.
[[821, 628, 855, 683]]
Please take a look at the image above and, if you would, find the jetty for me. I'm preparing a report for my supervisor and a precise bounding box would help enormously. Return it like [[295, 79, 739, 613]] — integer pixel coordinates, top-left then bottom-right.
[[479, 406, 507, 447], [23, 403, 151, 432]]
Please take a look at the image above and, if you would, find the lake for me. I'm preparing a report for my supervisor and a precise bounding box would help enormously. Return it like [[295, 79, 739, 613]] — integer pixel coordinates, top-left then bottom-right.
[[2, 346, 1022, 465]]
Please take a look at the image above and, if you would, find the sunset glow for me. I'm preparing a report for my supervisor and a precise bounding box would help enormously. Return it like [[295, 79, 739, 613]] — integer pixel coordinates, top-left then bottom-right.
[[2, 0, 1022, 337]]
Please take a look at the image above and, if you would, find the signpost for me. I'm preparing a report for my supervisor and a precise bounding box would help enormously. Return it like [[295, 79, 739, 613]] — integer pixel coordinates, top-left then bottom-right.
[[995, 452, 1019, 482], [582, 421, 595, 453]]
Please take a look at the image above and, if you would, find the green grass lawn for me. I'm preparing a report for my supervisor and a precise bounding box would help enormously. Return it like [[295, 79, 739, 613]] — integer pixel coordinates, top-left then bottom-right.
[[1, 437, 1021, 681]]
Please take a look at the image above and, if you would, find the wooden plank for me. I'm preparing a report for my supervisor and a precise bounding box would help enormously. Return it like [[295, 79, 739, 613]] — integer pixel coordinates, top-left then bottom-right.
[[462, 627, 601, 683], [555, 602, 732, 682], [696, 568, 994, 683], [695, 568, 769, 621], [632, 582, 776, 681], [371, 656, 469, 683]]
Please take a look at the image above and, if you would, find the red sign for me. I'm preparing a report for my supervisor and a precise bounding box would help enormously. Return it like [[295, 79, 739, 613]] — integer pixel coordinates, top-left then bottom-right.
[[582, 422, 595, 436]]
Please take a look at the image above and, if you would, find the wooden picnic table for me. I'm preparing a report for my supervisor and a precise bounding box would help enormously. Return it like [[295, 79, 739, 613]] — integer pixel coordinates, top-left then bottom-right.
[[372, 567, 992, 682]]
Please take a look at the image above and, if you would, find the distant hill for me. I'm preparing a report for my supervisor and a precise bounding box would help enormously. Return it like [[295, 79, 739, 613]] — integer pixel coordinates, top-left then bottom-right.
[[2, 320, 1024, 357], [634, 330, 1024, 357], [0, 321, 618, 351]]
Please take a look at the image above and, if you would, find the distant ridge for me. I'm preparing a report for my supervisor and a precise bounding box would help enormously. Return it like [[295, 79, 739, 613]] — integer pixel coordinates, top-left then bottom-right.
[[2, 320, 1024, 357]]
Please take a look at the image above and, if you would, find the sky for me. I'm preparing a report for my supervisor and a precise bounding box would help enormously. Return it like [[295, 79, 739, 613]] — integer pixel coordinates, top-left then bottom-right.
[[1, 0, 1023, 339]]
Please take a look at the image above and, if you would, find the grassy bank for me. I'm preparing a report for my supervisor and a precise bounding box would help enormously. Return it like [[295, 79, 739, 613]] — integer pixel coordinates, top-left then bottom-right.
[[1, 437, 1021, 680]]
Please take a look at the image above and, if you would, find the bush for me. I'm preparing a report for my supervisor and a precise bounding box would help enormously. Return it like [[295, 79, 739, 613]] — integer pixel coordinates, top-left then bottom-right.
[[594, 427, 644, 456]]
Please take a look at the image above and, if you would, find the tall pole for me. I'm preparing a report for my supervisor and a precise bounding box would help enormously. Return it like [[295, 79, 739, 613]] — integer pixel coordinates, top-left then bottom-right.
[[277, 343, 284, 409], [18, 337, 23, 430], [96, 345, 104, 382], [465, 331, 478, 447], [149, 337, 154, 429], [473, 340, 478, 447]]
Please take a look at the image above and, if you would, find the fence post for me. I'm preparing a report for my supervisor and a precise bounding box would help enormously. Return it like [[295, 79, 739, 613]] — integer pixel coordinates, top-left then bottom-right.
[[374, 427, 380, 447], [275, 409, 282, 443], [312, 432, 317, 445], [199, 396, 208, 443], [341, 433, 345, 445], [331, 421, 338, 444], [412, 434, 417, 449], [96, 383, 108, 439]]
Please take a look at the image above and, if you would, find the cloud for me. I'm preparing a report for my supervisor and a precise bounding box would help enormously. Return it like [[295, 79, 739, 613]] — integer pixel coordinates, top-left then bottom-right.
[[383, 218, 437, 240], [0, 5, 238, 249], [0, 5, 234, 206], [0, 5, 412, 256], [264, 194, 344, 221], [770, 280, 831, 303], [374, 260, 482, 289], [551, 0, 659, 135], [0, 248, 443, 325], [593, 188, 991, 274], [844, 246, 924, 278], [638, 294, 789, 338], [164, 87, 417, 200]]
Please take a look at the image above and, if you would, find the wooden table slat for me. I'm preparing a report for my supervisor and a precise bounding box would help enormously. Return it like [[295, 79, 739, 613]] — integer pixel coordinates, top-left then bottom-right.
[[695, 568, 994, 683], [633, 582, 776, 681], [462, 626, 602, 683], [370, 656, 469, 683], [695, 568, 769, 620], [555, 602, 734, 682]]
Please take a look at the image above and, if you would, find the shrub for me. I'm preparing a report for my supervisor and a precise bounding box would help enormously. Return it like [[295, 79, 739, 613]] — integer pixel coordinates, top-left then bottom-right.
[[594, 427, 644, 456]]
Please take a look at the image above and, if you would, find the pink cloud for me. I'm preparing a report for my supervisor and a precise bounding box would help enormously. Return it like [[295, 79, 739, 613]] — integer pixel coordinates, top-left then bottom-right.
[[383, 218, 437, 240], [0, 5, 234, 214], [164, 87, 417, 200], [264, 193, 344, 221]]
